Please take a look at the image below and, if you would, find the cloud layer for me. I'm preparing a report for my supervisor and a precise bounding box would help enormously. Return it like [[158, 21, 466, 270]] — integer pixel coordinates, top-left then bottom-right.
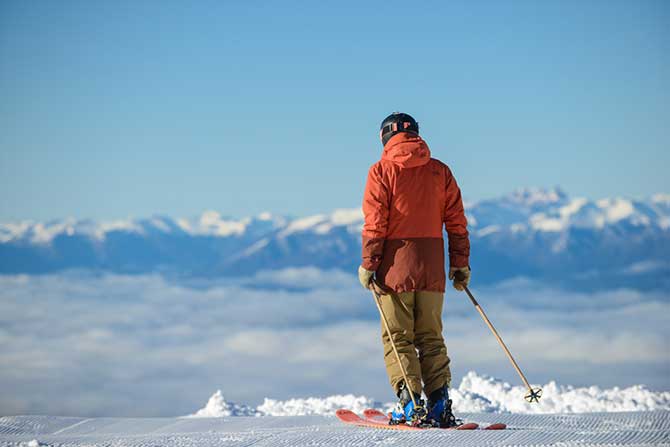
[[0, 270, 667, 417]]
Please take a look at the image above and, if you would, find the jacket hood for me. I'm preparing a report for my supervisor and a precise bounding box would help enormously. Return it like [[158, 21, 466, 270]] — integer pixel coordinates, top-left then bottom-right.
[[381, 132, 431, 168]]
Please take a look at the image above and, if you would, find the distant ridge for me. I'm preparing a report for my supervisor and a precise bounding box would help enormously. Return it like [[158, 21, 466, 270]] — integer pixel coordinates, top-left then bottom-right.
[[1, 187, 668, 291]]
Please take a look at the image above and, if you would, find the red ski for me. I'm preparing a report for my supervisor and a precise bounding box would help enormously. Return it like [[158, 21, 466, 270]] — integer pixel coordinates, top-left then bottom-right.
[[361, 409, 477, 430], [335, 409, 481, 431], [362, 409, 506, 430], [335, 409, 422, 431]]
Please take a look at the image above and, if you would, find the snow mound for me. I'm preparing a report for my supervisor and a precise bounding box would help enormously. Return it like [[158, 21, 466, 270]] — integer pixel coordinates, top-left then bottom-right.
[[452, 371, 670, 414], [190, 372, 670, 417], [19, 441, 46, 447], [187, 390, 258, 417], [257, 394, 380, 417]]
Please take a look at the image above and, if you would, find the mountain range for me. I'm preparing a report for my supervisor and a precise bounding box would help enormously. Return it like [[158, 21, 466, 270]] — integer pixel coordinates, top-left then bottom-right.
[[2, 187, 668, 291]]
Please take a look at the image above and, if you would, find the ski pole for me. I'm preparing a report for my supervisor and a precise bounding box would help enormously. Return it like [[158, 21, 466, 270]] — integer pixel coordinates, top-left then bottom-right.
[[455, 273, 542, 403], [370, 285, 419, 411]]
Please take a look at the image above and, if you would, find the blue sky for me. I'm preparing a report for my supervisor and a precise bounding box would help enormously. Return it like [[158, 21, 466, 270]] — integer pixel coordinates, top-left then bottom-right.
[[1, 0, 668, 220]]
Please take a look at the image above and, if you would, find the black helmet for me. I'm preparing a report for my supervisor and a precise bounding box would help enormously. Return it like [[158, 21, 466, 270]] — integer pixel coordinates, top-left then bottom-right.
[[380, 112, 419, 146]]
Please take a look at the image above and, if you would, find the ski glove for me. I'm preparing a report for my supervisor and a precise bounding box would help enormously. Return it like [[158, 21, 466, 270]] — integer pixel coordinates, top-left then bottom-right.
[[358, 265, 375, 290], [449, 266, 471, 291]]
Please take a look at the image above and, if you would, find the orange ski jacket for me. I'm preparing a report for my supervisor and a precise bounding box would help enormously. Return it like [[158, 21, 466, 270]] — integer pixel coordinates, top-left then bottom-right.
[[361, 132, 470, 293]]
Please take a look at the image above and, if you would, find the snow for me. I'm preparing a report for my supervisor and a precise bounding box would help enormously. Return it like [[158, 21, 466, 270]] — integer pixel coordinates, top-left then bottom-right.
[[18, 441, 43, 447], [187, 390, 257, 417], [652, 193, 670, 204], [330, 208, 363, 225], [0, 373, 668, 446], [560, 197, 588, 218], [597, 198, 635, 223], [1, 218, 144, 244], [147, 217, 172, 232], [314, 222, 334, 234], [93, 220, 144, 240], [2, 412, 668, 447], [237, 238, 269, 257], [279, 214, 326, 237], [529, 213, 565, 232], [528, 198, 594, 232], [257, 395, 379, 417], [519, 195, 663, 234], [1, 188, 668, 245], [508, 186, 567, 206], [178, 211, 250, 237], [0, 208, 363, 245], [0, 221, 32, 243], [188, 372, 670, 418], [279, 209, 363, 237], [30, 220, 76, 244], [454, 371, 670, 414], [476, 225, 501, 236]]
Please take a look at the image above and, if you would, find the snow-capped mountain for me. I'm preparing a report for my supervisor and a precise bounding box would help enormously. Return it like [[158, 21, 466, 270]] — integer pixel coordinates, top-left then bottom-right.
[[1, 188, 668, 290]]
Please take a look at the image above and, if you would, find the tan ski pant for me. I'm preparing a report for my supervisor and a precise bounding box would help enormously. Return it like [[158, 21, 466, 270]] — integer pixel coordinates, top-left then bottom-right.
[[379, 290, 451, 396]]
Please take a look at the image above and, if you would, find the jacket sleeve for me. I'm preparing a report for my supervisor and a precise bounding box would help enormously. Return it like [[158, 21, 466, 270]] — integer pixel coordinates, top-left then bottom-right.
[[361, 163, 390, 271], [443, 166, 470, 268]]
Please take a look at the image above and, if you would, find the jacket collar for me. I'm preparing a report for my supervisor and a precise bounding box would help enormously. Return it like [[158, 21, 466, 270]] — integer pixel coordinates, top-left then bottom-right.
[[381, 132, 431, 168]]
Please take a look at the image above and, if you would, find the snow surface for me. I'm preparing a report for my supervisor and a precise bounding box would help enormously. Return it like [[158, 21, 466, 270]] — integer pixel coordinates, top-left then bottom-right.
[[1, 372, 669, 446], [1, 412, 668, 447], [189, 372, 670, 418]]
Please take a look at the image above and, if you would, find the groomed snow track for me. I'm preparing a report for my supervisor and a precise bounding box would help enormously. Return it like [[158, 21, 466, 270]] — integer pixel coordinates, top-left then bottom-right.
[[0, 411, 668, 446]]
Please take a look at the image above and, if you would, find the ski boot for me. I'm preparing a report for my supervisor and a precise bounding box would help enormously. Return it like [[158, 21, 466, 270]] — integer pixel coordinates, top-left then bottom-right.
[[426, 385, 460, 428], [389, 383, 428, 426]]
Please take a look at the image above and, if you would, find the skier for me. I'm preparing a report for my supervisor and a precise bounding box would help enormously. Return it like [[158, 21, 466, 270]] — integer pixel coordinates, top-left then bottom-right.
[[358, 112, 471, 428]]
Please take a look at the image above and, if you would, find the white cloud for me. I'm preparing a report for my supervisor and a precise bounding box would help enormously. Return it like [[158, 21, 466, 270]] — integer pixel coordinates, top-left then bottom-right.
[[252, 266, 356, 289], [0, 271, 667, 418]]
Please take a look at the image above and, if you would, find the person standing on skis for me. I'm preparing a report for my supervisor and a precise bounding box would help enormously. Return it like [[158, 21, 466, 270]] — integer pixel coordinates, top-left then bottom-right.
[[358, 112, 471, 427]]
